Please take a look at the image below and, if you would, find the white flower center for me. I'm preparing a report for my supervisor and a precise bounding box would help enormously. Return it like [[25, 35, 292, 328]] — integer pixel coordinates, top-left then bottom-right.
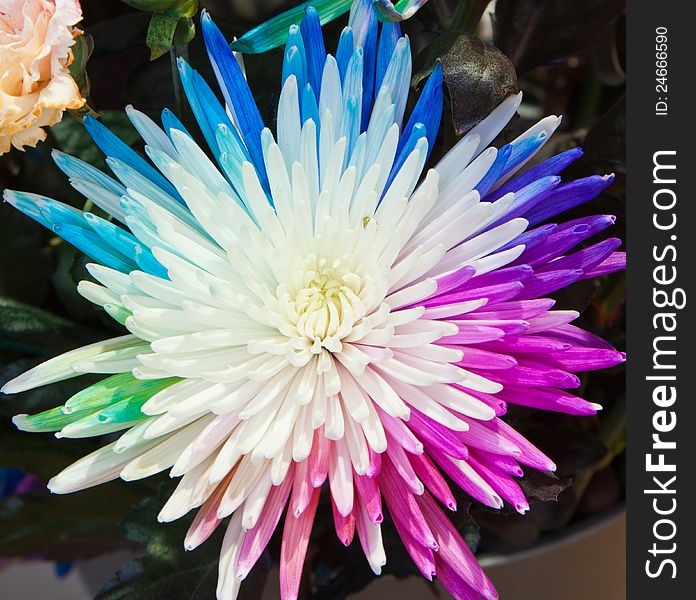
[[281, 254, 367, 353]]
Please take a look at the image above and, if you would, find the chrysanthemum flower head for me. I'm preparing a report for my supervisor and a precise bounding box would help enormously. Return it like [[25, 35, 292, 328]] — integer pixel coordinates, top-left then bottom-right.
[[2, 3, 624, 599]]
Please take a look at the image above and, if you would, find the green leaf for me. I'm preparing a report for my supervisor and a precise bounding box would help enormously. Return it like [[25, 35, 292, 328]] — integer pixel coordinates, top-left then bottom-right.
[[413, 31, 519, 136], [146, 13, 179, 60], [0, 296, 97, 355], [231, 0, 353, 54]]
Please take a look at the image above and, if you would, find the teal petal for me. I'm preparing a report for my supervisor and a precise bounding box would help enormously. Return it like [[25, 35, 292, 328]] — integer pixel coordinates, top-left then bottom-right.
[[231, 0, 354, 54]]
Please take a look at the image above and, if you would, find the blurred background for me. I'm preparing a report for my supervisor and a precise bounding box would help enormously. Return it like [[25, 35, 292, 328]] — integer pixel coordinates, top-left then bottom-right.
[[0, 1, 626, 598]]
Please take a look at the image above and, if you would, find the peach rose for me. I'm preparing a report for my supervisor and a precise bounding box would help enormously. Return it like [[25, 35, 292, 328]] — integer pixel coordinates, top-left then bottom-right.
[[0, 0, 85, 154]]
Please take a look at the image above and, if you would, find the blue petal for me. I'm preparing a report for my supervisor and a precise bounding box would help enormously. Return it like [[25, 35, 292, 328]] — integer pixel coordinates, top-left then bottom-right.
[[300, 6, 327, 95], [349, 0, 379, 130], [397, 62, 443, 159], [200, 10, 267, 185], [336, 27, 354, 82], [83, 116, 180, 201], [475, 145, 512, 198], [161, 108, 193, 140], [503, 132, 548, 175], [524, 175, 615, 226], [376, 22, 401, 91], [487, 147, 584, 202]]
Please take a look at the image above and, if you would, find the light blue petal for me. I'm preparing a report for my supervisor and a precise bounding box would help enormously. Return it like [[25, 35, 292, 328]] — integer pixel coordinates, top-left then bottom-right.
[[499, 132, 548, 180], [125, 105, 177, 159], [283, 44, 307, 92], [84, 213, 140, 261], [134, 245, 168, 279], [300, 6, 327, 94], [83, 116, 180, 201], [283, 25, 308, 92], [106, 157, 190, 224], [4, 190, 84, 231], [52, 150, 126, 197], [53, 223, 135, 272], [374, 0, 431, 22], [385, 122, 426, 194], [177, 58, 236, 161], [302, 83, 320, 132], [216, 123, 254, 207], [200, 11, 267, 187], [70, 178, 128, 224], [169, 129, 238, 201], [379, 36, 411, 128]]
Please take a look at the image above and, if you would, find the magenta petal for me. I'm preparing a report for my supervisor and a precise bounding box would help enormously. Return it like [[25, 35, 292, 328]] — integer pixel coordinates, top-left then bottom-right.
[[354, 473, 384, 523], [380, 456, 438, 552], [279, 486, 320, 600], [483, 418, 556, 472], [332, 495, 356, 546], [236, 471, 294, 581], [409, 452, 457, 510], [417, 493, 498, 600]]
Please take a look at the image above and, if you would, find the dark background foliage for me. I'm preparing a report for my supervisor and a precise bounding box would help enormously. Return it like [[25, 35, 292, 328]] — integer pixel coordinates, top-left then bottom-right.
[[0, 1, 625, 598]]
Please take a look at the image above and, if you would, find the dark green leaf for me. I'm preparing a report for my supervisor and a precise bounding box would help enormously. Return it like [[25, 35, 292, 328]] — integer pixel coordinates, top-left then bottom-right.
[[494, 0, 625, 73], [0, 296, 97, 355], [413, 31, 518, 136]]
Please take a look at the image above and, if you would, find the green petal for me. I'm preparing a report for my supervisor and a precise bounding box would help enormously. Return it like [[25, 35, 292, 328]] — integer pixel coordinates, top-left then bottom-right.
[[13, 375, 179, 435], [64, 373, 179, 414], [231, 0, 353, 54], [13, 407, 90, 433]]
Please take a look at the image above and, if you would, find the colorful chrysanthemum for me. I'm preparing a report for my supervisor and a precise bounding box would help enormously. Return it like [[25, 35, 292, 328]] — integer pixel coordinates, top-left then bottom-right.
[[1, 3, 625, 600]]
